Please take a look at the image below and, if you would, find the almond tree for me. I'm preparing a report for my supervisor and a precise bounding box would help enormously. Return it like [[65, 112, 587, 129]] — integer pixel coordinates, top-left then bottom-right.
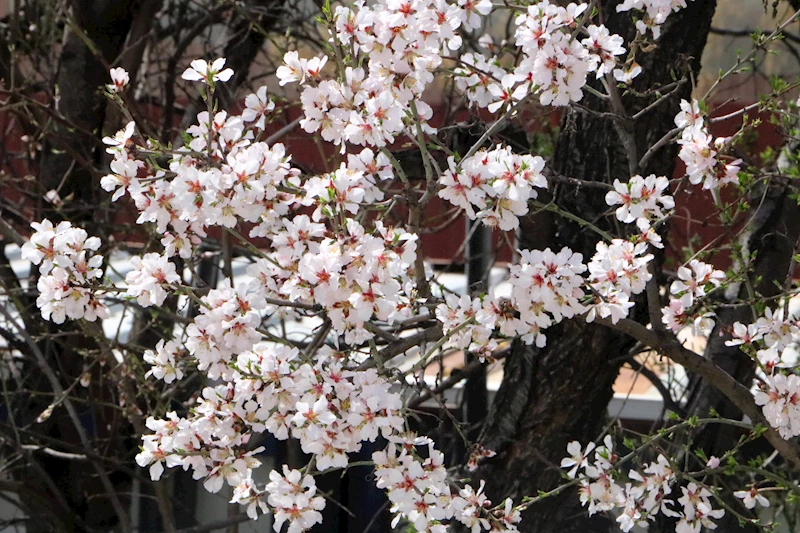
[[4, 1, 800, 533]]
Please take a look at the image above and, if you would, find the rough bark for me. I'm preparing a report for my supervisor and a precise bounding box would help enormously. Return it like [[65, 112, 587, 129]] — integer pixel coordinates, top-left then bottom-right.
[[39, 0, 134, 217], [472, 2, 717, 532]]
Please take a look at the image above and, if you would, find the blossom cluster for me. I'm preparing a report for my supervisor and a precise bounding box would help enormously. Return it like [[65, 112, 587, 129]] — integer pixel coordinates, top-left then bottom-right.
[[21, 220, 109, 324], [101, 85, 298, 252], [605, 174, 674, 230], [561, 438, 726, 533], [438, 246, 590, 352], [661, 259, 724, 335], [726, 307, 800, 438], [436, 293, 496, 357], [125, 252, 181, 307], [136, 338, 525, 531], [756, 373, 800, 440], [138, 345, 402, 515], [509, 247, 587, 345], [435, 231, 663, 353], [182, 279, 266, 379], [435, 234, 661, 355], [101, 60, 421, 349], [143, 340, 184, 383], [279, 218, 418, 344], [675, 99, 741, 190], [616, 0, 694, 39], [279, 0, 480, 150], [374, 438, 521, 532], [670, 259, 725, 307], [456, 2, 629, 112], [726, 306, 800, 372], [265, 467, 325, 531], [438, 145, 548, 230], [585, 240, 654, 324]]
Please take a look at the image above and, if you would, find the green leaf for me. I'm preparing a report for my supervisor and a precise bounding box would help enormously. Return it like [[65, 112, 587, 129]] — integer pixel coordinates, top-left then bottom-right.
[[694, 448, 708, 463]]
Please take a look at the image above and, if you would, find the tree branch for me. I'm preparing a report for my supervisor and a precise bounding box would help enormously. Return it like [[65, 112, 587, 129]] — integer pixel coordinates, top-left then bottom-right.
[[595, 316, 800, 470], [0, 304, 132, 531]]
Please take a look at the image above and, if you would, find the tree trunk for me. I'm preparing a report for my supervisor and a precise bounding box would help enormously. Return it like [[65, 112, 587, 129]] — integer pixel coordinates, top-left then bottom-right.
[[39, 0, 134, 217], [472, 2, 717, 532]]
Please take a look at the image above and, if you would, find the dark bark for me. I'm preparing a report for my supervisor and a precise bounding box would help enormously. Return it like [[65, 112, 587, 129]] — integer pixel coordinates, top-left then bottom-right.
[[218, 0, 286, 103], [39, 0, 134, 218], [472, 2, 717, 532]]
